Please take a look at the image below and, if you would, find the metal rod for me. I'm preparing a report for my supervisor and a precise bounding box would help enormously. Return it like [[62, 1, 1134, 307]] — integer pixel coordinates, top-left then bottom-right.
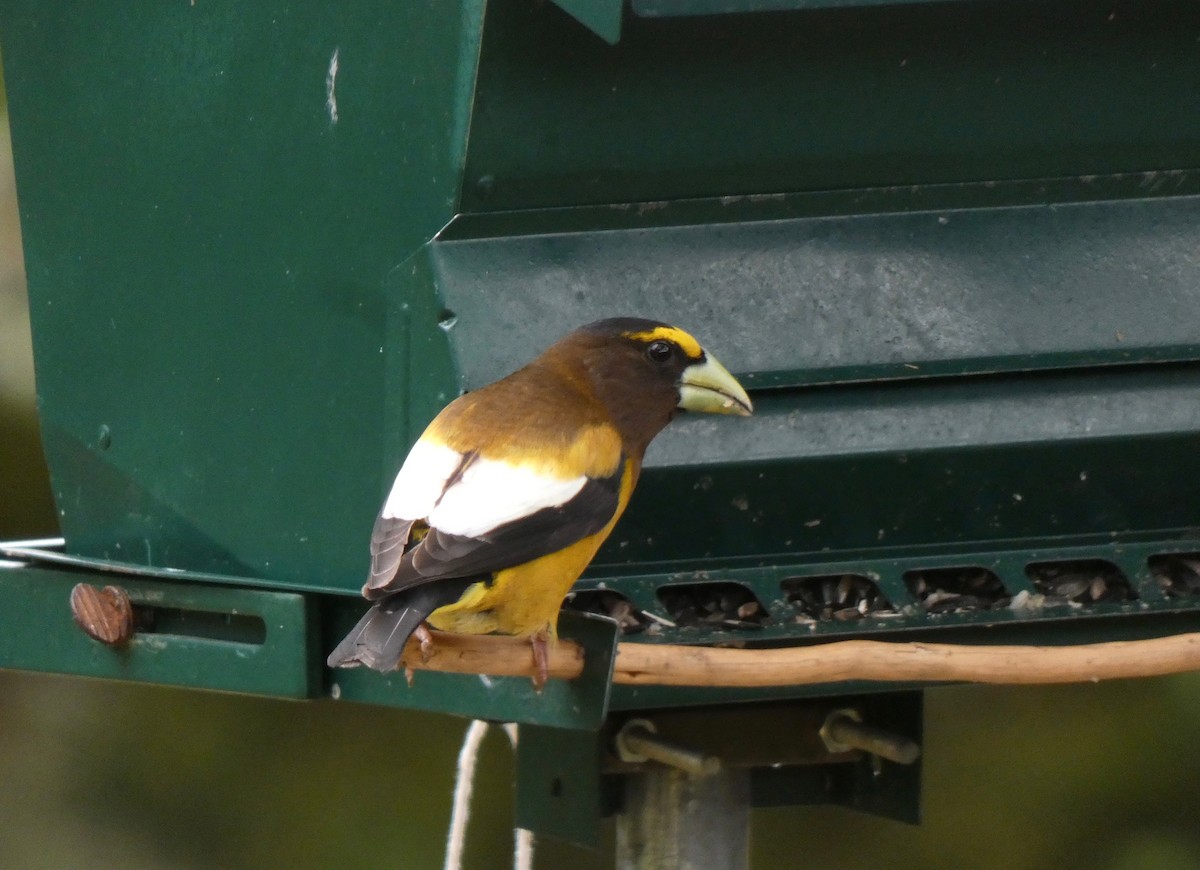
[[615, 719, 721, 777], [820, 709, 921, 765]]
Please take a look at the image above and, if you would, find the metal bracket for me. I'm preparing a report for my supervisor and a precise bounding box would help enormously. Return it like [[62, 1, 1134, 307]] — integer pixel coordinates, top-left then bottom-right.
[[328, 608, 621, 731]]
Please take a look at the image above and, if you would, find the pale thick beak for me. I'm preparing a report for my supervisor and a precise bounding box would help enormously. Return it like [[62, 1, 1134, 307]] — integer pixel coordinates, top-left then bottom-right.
[[677, 353, 753, 416]]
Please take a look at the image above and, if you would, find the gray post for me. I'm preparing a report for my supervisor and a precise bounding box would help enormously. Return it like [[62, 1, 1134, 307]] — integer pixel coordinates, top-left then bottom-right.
[[615, 768, 751, 870]]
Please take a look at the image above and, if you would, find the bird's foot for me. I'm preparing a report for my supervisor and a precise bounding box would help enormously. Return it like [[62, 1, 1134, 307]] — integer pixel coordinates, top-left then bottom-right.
[[530, 629, 551, 692], [413, 622, 435, 663]]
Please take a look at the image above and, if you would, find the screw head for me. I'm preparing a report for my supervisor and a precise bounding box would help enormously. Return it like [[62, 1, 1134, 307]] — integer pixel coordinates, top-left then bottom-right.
[[70, 583, 135, 646]]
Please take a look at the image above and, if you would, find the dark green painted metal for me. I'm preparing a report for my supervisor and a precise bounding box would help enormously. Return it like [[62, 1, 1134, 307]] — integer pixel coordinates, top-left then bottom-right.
[[748, 694, 922, 824], [441, 171, 1200, 242], [517, 724, 609, 847], [592, 536, 1200, 711], [323, 610, 619, 730], [827, 692, 922, 824], [433, 196, 1200, 391], [0, 564, 313, 697], [516, 694, 921, 846], [5, 6, 1200, 839], [383, 246, 469, 457], [609, 369, 1200, 567], [556, 0, 996, 46], [0, 538, 344, 596], [7, 1, 1200, 611], [554, 0, 1012, 47], [552, 0, 625, 44], [586, 537, 1194, 649], [634, 0, 967, 15], [1, 1, 481, 592], [464, 0, 1200, 212]]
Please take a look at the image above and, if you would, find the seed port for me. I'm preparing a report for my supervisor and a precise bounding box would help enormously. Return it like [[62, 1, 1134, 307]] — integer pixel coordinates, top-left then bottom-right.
[[904, 566, 1009, 613], [563, 589, 651, 634], [136, 606, 267, 644], [655, 582, 768, 630], [1149, 554, 1200, 598], [781, 574, 895, 622], [1025, 559, 1135, 605]]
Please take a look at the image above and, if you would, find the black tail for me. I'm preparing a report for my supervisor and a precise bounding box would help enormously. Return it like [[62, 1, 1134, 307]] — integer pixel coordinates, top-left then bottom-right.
[[326, 578, 477, 672]]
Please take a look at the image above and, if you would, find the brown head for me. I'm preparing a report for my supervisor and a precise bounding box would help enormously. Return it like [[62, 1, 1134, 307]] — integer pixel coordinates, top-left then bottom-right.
[[545, 317, 753, 458]]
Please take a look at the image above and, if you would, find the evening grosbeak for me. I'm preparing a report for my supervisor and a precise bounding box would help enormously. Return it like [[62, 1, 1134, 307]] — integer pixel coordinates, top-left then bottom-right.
[[327, 317, 752, 686]]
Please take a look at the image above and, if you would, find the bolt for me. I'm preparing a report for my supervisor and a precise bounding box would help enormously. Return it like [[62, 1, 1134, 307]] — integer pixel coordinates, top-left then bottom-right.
[[820, 708, 921, 765], [70, 583, 135, 647], [615, 718, 721, 777]]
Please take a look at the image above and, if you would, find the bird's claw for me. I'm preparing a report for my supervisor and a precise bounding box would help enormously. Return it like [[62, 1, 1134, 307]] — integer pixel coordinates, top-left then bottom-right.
[[530, 629, 550, 692], [413, 623, 435, 663]]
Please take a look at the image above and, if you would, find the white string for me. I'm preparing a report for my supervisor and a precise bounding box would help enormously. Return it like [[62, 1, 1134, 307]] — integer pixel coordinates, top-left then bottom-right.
[[444, 720, 490, 870], [502, 725, 535, 870], [443, 721, 536, 870], [514, 827, 535, 870]]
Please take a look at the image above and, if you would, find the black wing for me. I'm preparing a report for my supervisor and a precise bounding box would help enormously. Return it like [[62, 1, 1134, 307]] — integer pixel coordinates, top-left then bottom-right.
[[363, 462, 624, 601]]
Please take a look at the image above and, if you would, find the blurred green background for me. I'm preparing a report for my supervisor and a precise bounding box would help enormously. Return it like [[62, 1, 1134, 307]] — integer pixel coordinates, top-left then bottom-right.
[[3, 70, 1200, 870]]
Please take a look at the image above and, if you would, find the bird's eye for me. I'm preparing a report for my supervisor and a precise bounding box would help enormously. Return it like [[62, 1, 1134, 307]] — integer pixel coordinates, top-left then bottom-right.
[[646, 340, 673, 363]]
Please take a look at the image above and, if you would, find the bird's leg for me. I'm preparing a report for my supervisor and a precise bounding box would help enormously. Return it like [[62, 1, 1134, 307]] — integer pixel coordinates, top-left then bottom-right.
[[530, 627, 551, 692], [413, 622, 436, 663], [402, 623, 436, 687]]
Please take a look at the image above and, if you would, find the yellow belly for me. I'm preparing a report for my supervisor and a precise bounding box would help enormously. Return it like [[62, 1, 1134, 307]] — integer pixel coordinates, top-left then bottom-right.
[[427, 461, 635, 638]]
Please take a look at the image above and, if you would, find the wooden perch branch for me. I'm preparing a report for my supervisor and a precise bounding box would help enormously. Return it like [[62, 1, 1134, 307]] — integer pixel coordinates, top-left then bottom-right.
[[397, 631, 586, 681], [613, 633, 1200, 687], [396, 630, 1200, 688]]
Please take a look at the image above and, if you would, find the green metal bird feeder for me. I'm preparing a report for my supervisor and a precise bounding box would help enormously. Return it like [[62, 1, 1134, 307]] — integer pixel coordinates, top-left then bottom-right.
[[5, 0, 1200, 862]]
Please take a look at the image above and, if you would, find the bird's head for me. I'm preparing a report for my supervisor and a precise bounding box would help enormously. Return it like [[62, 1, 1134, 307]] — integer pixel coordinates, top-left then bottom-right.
[[561, 317, 753, 452]]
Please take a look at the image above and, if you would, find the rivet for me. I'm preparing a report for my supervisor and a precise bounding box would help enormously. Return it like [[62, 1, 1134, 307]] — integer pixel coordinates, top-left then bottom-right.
[[70, 583, 135, 646], [97, 425, 112, 450], [475, 174, 496, 200]]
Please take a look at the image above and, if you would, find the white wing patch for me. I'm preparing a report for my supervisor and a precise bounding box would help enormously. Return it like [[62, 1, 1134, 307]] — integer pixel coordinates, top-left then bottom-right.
[[429, 458, 587, 539], [381, 439, 589, 539], [380, 439, 464, 521]]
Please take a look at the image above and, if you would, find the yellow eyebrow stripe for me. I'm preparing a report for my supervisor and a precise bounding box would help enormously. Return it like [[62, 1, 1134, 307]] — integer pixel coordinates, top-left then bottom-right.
[[623, 326, 704, 361]]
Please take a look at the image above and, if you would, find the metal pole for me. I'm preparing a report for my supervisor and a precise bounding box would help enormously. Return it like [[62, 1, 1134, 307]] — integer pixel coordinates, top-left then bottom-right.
[[615, 767, 751, 870]]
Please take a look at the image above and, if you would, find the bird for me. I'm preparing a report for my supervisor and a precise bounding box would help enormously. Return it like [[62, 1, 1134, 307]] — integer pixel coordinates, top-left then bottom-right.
[[326, 317, 753, 687]]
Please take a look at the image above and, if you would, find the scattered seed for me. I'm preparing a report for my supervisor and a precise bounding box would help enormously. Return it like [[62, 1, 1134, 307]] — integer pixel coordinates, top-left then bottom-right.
[[905, 567, 1010, 613], [737, 601, 761, 619], [1151, 555, 1200, 598], [657, 583, 768, 630], [783, 574, 895, 621], [1053, 577, 1090, 600], [1027, 560, 1134, 605], [563, 590, 652, 634]]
